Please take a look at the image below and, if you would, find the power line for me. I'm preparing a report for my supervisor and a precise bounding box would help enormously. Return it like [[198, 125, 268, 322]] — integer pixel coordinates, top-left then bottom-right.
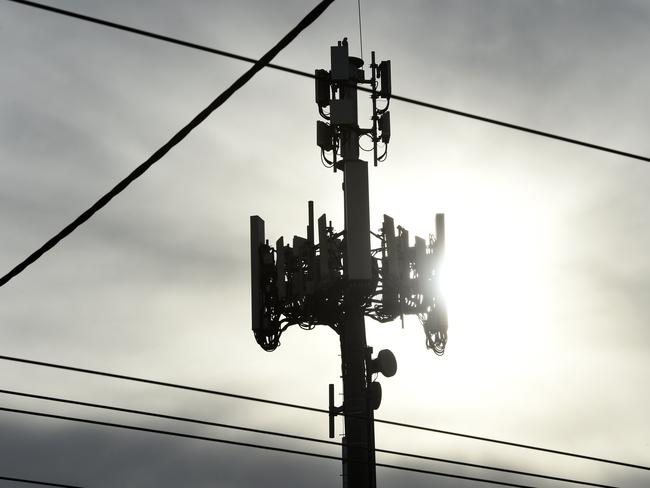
[[6, 0, 650, 165], [0, 388, 619, 488], [0, 0, 335, 288], [0, 1, 644, 483], [0, 388, 328, 447], [357, 0, 364, 60], [373, 417, 650, 474], [0, 406, 539, 488], [0, 405, 343, 466], [376, 464, 531, 488], [1, 1, 647, 286], [1, 354, 648, 473], [0, 475, 82, 488], [388, 92, 650, 163], [5, 0, 312, 81], [0, 354, 325, 414]]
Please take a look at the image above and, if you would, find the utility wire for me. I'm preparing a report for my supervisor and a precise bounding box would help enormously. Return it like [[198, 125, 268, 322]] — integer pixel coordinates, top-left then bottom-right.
[[0, 476, 82, 488], [0, 0, 335, 288], [357, 0, 364, 60], [0, 354, 325, 414], [374, 416, 650, 474], [5, 0, 312, 80], [1, 354, 648, 473], [0, 388, 327, 448], [0, 405, 342, 466], [0, 388, 619, 488], [0, 6, 642, 485], [0, 406, 539, 488], [6, 0, 650, 166], [387, 93, 650, 163], [2, 0, 649, 286]]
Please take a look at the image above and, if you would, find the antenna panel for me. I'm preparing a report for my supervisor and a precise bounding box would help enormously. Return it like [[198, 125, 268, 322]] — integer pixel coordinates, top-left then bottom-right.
[[250, 216, 265, 331]]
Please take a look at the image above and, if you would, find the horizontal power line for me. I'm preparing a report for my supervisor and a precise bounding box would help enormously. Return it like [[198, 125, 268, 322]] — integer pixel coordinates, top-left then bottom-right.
[[0, 354, 325, 414], [0, 475, 82, 488], [0, 388, 617, 488], [0, 0, 335, 288], [1, 354, 647, 473], [0, 5, 641, 486], [0, 406, 537, 488], [0, 387, 328, 446], [5, 0, 311, 80], [7, 0, 650, 165]]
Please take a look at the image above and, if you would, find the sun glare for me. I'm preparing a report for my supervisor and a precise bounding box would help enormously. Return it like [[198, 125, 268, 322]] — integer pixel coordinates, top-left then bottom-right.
[[372, 169, 559, 386]]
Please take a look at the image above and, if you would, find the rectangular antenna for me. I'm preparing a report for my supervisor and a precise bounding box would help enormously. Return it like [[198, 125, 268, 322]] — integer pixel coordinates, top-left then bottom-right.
[[318, 214, 330, 283], [344, 160, 371, 281], [308, 201, 315, 246], [398, 227, 410, 284], [331, 43, 349, 80], [276, 237, 286, 299], [382, 215, 398, 281], [435, 213, 445, 266], [379, 60, 391, 98], [382, 215, 399, 313], [315, 69, 330, 107], [379, 111, 391, 143], [317, 121, 334, 151], [415, 236, 426, 290], [250, 216, 265, 331], [328, 384, 335, 438]]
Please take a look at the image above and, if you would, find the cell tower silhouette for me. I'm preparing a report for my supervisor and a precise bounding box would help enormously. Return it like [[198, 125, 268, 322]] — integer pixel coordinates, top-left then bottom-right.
[[250, 39, 447, 487]]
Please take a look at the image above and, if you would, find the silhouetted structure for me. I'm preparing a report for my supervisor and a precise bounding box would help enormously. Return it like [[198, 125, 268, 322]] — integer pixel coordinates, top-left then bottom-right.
[[250, 39, 447, 488]]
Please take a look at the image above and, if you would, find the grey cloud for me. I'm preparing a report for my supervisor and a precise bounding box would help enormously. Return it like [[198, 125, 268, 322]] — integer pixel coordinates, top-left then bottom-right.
[[2, 0, 649, 486], [3, 414, 641, 488], [0, 415, 339, 488]]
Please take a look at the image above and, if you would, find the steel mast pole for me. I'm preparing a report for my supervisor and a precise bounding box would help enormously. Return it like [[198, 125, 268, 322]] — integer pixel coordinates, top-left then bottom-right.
[[335, 44, 375, 488]]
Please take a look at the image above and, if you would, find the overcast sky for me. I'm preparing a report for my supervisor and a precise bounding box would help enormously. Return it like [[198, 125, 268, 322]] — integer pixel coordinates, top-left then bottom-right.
[[1, 0, 649, 487]]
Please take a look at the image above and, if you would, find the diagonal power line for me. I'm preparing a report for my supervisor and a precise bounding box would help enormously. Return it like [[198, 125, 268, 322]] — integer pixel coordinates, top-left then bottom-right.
[[0, 475, 83, 488], [3, 0, 650, 286], [7, 0, 650, 165], [1, 353, 648, 473], [0, 388, 619, 488], [0, 5, 644, 486], [0, 0, 335, 288], [5, 0, 313, 81]]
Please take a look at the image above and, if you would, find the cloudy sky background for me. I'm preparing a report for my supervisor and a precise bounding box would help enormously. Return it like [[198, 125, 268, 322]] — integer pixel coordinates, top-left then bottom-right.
[[1, 0, 649, 486]]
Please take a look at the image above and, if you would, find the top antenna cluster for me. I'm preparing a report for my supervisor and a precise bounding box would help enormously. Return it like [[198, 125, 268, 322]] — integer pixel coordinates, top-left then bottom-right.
[[315, 39, 392, 169]]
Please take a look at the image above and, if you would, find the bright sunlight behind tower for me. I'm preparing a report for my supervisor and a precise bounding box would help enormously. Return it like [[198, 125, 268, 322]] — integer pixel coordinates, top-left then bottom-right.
[[1, 0, 649, 487]]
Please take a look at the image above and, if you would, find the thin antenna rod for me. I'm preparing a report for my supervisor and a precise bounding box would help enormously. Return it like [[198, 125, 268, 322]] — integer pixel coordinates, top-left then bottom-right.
[[357, 0, 364, 60]]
